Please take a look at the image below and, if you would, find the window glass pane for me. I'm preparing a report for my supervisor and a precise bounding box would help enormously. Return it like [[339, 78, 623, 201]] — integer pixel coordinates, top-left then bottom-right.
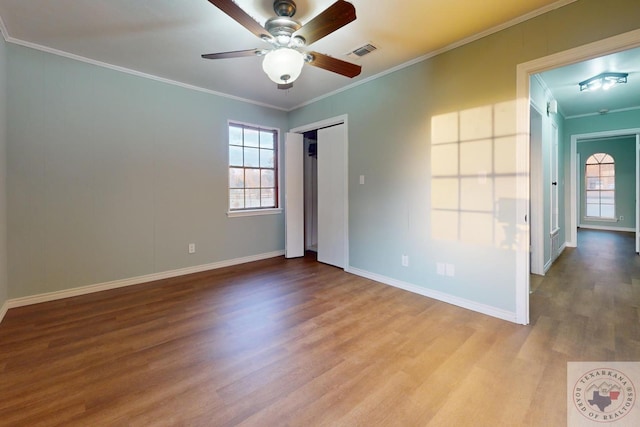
[[586, 177, 600, 190], [600, 163, 615, 176], [601, 205, 615, 218], [586, 191, 600, 204], [585, 164, 599, 177], [261, 169, 275, 187], [229, 168, 244, 188], [246, 189, 261, 208], [230, 189, 244, 209], [601, 191, 615, 204], [244, 147, 260, 167], [260, 149, 275, 168], [229, 145, 243, 167], [244, 129, 259, 147], [245, 169, 260, 188], [586, 204, 600, 217], [260, 131, 275, 149], [601, 176, 615, 190], [261, 189, 275, 207], [229, 126, 243, 146]]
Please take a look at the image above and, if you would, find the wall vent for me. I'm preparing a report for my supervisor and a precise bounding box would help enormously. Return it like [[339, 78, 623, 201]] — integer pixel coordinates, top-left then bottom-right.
[[346, 42, 379, 59]]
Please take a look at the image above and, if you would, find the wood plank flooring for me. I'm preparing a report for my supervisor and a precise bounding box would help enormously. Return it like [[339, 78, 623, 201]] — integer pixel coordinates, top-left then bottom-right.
[[1, 229, 639, 426]]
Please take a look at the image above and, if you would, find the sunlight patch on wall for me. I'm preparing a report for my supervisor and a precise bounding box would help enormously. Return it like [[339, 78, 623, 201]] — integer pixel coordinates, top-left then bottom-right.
[[430, 100, 526, 250]]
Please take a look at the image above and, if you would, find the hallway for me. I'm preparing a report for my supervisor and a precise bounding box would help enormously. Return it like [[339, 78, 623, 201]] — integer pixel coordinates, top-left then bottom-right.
[[530, 229, 640, 360]]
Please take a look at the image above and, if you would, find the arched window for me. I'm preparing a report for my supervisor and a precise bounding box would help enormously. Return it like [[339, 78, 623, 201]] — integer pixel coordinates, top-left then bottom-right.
[[585, 153, 615, 219]]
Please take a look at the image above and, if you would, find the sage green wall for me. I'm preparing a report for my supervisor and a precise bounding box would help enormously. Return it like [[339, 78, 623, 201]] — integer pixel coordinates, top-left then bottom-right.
[[0, 35, 7, 309], [565, 110, 640, 135], [578, 137, 636, 229], [7, 44, 287, 299], [564, 109, 640, 235], [289, 0, 640, 313]]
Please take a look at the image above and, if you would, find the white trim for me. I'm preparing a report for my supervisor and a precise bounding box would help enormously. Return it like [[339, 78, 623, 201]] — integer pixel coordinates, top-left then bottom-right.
[[516, 28, 640, 326], [289, 115, 348, 134], [581, 218, 618, 223], [289, 115, 350, 270], [529, 103, 544, 276], [227, 208, 282, 218], [578, 225, 635, 233], [0, 300, 8, 324], [637, 135, 640, 253], [6, 251, 284, 309], [346, 267, 518, 324], [515, 68, 531, 325]]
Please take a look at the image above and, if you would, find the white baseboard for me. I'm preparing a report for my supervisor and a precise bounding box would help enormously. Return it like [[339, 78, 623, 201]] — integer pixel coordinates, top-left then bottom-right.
[[578, 224, 635, 232], [0, 300, 8, 324], [346, 266, 518, 324], [6, 250, 285, 310]]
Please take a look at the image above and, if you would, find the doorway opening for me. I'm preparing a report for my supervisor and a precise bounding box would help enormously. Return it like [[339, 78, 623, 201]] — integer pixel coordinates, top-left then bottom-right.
[[286, 115, 349, 270], [303, 130, 318, 253], [516, 28, 640, 325]]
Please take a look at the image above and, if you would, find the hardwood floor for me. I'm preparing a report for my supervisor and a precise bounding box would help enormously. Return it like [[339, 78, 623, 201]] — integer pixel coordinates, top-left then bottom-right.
[[1, 229, 639, 426]]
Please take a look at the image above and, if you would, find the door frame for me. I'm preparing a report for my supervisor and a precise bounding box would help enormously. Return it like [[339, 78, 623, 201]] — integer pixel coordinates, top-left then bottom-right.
[[515, 28, 640, 325], [289, 115, 350, 269], [529, 103, 544, 276]]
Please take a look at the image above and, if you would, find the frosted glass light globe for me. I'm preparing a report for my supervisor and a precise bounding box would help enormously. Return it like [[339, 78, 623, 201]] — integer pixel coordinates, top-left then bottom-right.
[[262, 48, 304, 84]]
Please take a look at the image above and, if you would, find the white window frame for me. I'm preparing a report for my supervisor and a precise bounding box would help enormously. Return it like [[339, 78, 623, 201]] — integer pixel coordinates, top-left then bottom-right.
[[584, 152, 615, 221], [227, 120, 282, 218]]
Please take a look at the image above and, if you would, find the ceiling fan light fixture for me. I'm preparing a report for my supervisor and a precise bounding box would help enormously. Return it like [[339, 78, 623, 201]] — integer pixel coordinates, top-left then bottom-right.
[[579, 72, 628, 92], [262, 48, 304, 84]]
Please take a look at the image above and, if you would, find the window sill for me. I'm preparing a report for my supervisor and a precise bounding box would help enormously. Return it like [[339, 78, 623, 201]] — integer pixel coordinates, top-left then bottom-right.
[[227, 208, 282, 218], [582, 217, 618, 223]]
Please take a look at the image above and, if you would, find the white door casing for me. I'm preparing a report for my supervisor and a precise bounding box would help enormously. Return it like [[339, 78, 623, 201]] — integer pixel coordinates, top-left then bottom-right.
[[317, 124, 346, 268], [284, 132, 304, 258]]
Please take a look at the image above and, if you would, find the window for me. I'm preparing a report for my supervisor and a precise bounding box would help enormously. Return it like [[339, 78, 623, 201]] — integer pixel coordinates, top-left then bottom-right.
[[585, 152, 615, 219], [228, 123, 278, 212]]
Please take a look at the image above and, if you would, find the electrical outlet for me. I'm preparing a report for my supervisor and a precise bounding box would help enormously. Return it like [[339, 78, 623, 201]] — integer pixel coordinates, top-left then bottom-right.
[[188, 243, 196, 254], [402, 254, 409, 267]]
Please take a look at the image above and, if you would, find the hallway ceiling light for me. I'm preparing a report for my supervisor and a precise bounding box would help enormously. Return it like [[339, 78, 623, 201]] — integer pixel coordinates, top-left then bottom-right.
[[579, 72, 628, 92]]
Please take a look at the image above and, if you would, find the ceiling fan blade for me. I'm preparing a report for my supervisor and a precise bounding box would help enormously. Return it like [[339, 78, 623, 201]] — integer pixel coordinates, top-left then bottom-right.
[[307, 52, 361, 78], [201, 49, 263, 60], [207, 0, 270, 40], [293, 0, 356, 46]]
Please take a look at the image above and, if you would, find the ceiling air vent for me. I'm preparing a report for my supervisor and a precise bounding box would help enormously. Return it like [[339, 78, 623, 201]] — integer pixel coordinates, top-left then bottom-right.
[[346, 42, 379, 60]]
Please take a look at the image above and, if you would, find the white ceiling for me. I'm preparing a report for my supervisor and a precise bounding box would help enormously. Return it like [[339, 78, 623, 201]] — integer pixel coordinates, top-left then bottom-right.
[[1, 0, 634, 114]]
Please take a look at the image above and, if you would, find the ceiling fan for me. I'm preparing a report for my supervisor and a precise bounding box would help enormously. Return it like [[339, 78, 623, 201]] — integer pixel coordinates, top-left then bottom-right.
[[202, 0, 362, 89]]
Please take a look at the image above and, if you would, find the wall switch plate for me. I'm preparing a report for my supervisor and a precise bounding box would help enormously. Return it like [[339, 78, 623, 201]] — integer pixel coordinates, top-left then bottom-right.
[[620, 216, 624, 221], [402, 254, 409, 267], [437, 262, 445, 276], [359, 175, 365, 185], [188, 243, 196, 254]]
